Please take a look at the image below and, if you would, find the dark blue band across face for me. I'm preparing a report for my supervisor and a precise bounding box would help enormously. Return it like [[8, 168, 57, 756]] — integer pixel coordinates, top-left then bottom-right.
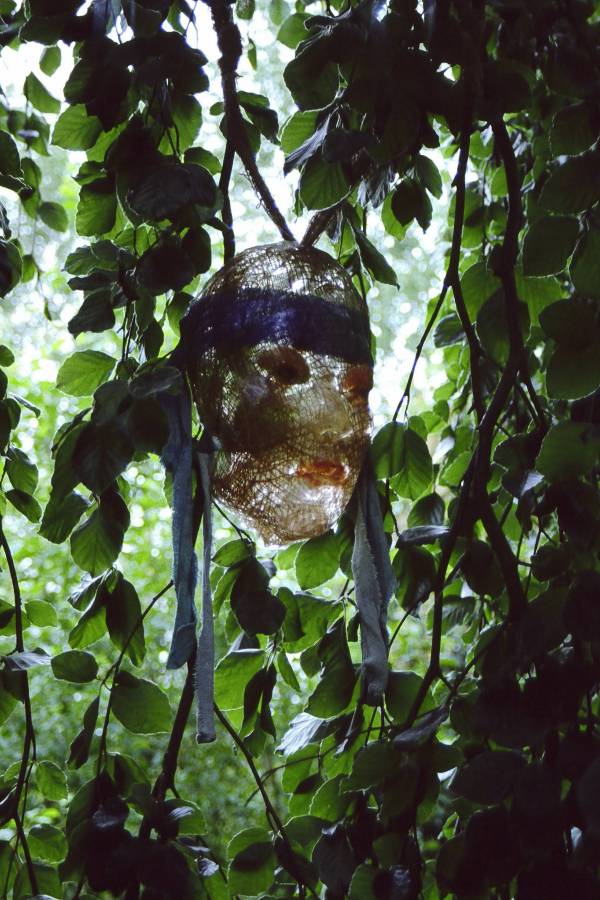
[[176, 288, 373, 367]]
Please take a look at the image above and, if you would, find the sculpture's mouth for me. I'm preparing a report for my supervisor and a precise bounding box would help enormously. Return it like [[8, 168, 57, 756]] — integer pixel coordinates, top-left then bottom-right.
[[295, 459, 349, 487]]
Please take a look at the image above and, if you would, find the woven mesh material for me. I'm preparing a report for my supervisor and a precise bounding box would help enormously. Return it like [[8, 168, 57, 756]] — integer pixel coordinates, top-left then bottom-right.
[[185, 242, 373, 544]]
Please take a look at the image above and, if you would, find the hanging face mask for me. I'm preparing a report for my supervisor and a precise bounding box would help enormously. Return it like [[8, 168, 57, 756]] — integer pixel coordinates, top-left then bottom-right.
[[164, 241, 394, 744], [178, 241, 374, 544]]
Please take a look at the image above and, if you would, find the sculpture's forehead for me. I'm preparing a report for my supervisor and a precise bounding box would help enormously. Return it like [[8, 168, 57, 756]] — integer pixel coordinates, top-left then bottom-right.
[[177, 241, 372, 373]]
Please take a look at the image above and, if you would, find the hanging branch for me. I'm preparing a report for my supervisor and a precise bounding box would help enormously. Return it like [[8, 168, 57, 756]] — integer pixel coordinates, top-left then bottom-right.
[[219, 138, 236, 263], [138, 657, 196, 842], [208, 0, 295, 243], [214, 704, 319, 899], [0, 523, 38, 896]]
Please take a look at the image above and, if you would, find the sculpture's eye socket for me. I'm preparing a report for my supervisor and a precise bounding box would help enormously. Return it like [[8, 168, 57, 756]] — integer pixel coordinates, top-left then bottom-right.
[[256, 347, 310, 385], [341, 364, 373, 406]]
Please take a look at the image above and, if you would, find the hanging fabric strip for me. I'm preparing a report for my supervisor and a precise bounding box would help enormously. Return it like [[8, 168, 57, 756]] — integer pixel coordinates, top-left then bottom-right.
[[351, 462, 396, 706], [196, 447, 216, 743], [160, 385, 198, 670]]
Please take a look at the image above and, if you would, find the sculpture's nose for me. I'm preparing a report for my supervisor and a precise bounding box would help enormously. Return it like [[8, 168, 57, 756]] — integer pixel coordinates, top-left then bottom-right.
[[311, 384, 355, 444]]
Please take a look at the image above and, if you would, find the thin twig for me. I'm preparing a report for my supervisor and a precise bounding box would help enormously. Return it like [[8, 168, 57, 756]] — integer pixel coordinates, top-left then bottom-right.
[[214, 704, 319, 898]]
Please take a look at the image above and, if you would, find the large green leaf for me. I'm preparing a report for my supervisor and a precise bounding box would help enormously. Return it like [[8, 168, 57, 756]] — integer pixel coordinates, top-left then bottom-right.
[[228, 827, 276, 897], [539, 151, 600, 214], [53, 104, 103, 151], [56, 350, 116, 397], [76, 177, 117, 236], [51, 649, 98, 683], [299, 157, 350, 211], [24, 72, 60, 114], [70, 490, 130, 575], [522, 216, 579, 276], [371, 423, 432, 498], [112, 671, 172, 734], [295, 531, 340, 589], [214, 649, 264, 710], [105, 576, 146, 665], [536, 422, 600, 481], [569, 227, 600, 299]]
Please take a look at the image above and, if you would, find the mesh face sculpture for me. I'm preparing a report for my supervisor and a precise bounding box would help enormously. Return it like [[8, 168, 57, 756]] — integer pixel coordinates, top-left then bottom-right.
[[179, 242, 374, 544]]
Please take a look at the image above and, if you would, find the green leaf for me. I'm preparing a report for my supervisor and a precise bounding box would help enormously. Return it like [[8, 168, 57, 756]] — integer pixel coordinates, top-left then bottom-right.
[[105, 576, 146, 666], [381, 193, 408, 240], [277, 13, 309, 48], [0, 133, 22, 177], [169, 93, 203, 152], [136, 237, 195, 295], [347, 741, 399, 789], [295, 531, 340, 589], [68, 595, 107, 649], [522, 216, 579, 276], [6, 489, 41, 522], [372, 423, 432, 498], [28, 823, 67, 862], [307, 620, 356, 717], [6, 447, 38, 494], [228, 827, 276, 898], [539, 297, 597, 348], [68, 289, 116, 336], [76, 178, 117, 236], [539, 151, 600, 214], [451, 750, 525, 804], [24, 72, 60, 114], [0, 345, 15, 366], [40, 46, 61, 77], [68, 695, 100, 769], [391, 178, 432, 230], [280, 110, 319, 155], [385, 671, 434, 723], [112, 670, 172, 734], [415, 154, 443, 198], [52, 649, 98, 683], [70, 490, 130, 576], [536, 422, 600, 481], [214, 649, 264, 710], [354, 229, 398, 286], [73, 421, 134, 494], [38, 201, 68, 233], [570, 226, 600, 299], [551, 102, 597, 156], [53, 104, 102, 151], [213, 538, 253, 567], [25, 600, 57, 627], [36, 760, 67, 801], [460, 262, 500, 318], [546, 342, 600, 399], [40, 490, 90, 544], [128, 163, 217, 222], [0, 240, 22, 296], [57, 350, 116, 397], [299, 157, 350, 211]]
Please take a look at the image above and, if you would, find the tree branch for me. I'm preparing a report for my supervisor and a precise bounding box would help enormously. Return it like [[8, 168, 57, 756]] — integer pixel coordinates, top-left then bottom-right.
[[219, 138, 236, 262], [0, 522, 38, 896], [209, 0, 294, 243]]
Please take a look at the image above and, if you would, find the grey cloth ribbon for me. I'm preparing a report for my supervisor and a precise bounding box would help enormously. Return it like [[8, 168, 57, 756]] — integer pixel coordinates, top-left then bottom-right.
[[160, 385, 216, 743], [160, 386, 198, 670], [195, 449, 215, 743], [351, 462, 396, 706]]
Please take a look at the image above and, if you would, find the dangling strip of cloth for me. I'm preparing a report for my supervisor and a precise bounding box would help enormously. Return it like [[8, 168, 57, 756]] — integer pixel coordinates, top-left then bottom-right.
[[160, 383, 216, 743], [195, 437, 216, 743], [351, 461, 396, 706]]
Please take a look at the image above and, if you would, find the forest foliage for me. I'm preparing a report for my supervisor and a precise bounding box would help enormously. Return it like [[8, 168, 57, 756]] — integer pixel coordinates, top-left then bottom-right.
[[0, 0, 600, 898]]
